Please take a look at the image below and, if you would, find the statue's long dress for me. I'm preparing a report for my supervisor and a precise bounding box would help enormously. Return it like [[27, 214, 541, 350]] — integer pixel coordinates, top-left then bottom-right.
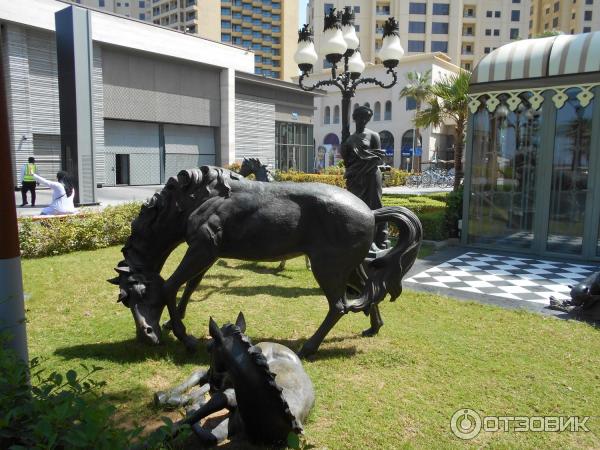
[[342, 131, 388, 249]]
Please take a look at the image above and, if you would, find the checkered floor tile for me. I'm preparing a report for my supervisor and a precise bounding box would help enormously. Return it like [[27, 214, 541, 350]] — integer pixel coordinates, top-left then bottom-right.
[[406, 251, 600, 304]]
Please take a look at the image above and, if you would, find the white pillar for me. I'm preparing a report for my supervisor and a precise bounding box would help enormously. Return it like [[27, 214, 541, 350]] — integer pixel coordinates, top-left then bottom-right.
[[219, 68, 235, 166]]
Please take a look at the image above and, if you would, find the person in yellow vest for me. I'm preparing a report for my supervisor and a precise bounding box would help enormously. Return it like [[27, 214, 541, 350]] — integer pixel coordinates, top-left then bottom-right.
[[20, 157, 37, 207]]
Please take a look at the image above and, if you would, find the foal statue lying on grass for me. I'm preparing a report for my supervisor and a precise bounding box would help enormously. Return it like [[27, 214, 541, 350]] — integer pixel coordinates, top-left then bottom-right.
[[154, 312, 314, 447], [108, 165, 422, 357]]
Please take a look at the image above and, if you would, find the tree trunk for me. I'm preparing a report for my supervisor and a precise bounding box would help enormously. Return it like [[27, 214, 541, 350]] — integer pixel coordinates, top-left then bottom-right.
[[453, 121, 465, 191]]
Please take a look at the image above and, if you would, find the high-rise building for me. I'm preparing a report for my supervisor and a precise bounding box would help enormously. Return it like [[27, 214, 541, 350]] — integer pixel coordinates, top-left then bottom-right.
[[529, 0, 600, 36], [67, 0, 298, 81], [307, 0, 531, 72]]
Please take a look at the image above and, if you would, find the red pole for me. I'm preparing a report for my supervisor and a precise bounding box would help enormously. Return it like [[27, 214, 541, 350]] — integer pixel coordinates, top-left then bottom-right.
[[0, 41, 29, 363]]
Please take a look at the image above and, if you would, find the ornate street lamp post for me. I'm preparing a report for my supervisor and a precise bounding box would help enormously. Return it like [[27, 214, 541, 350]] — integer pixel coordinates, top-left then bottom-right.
[[294, 7, 404, 143]]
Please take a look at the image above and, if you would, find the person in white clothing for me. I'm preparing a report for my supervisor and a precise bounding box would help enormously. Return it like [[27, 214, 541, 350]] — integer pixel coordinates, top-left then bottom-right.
[[33, 171, 77, 215]]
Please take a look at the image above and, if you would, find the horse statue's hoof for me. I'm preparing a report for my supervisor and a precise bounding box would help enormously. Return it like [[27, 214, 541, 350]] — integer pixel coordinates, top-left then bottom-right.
[[361, 327, 379, 337]]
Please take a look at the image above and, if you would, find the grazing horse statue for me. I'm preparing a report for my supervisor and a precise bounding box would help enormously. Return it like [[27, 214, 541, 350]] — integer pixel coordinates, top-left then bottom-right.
[[108, 165, 422, 357], [238, 157, 310, 271], [154, 312, 314, 447]]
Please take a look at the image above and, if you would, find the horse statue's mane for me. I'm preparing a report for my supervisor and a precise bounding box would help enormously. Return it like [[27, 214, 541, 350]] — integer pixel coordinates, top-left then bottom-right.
[[121, 166, 242, 271], [220, 323, 303, 435]]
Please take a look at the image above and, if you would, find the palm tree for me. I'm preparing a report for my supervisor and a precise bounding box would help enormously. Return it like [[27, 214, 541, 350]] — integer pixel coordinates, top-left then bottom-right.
[[399, 70, 431, 172], [414, 70, 471, 191]]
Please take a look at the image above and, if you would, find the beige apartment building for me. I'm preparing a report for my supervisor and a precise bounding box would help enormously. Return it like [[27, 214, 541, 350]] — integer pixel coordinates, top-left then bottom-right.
[[68, 0, 298, 80], [530, 0, 600, 36], [307, 0, 531, 71]]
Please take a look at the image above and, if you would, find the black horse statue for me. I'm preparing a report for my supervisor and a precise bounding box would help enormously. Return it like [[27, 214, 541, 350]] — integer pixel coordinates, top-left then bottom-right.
[[238, 157, 310, 271], [108, 165, 422, 357], [154, 312, 314, 447], [238, 157, 275, 182]]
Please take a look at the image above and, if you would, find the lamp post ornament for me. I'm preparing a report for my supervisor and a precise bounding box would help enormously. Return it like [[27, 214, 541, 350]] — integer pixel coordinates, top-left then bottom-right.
[[294, 7, 404, 143]]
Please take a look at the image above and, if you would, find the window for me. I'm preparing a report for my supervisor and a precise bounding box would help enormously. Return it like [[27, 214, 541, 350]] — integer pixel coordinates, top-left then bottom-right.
[[484, 47, 491, 53], [510, 28, 519, 39], [221, 33, 231, 42], [572, 12, 576, 18], [221, 20, 231, 28], [355, 24, 360, 31], [407, 40, 425, 52], [432, 3, 449, 15], [432, 22, 449, 34], [333, 105, 340, 124], [406, 97, 417, 110], [512, 0, 521, 2], [409, 2, 427, 14], [139, 13, 145, 19], [464, 62, 471, 70], [431, 41, 448, 52], [409, 21, 426, 33], [384, 101, 392, 120], [374, 102, 381, 121], [323, 58, 332, 69], [139, 0, 144, 6], [485, 29, 491, 36], [233, 37, 242, 45], [99, 0, 105, 6], [242, 28, 251, 35], [486, 10, 492, 17], [221, 7, 231, 15], [554, 2, 560, 11], [586, 0, 593, 4], [583, 26, 591, 32], [354, 5, 360, 13], [584, 10, 592, 20], [511, 10, 520, 21], [495, 11, 501, 17], [553, 17, 558, 27], [324, 3, 333, 14], [324, 106, 331, 124]]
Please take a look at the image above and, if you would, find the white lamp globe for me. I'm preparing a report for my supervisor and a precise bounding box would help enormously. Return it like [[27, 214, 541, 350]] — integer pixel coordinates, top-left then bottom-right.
[[295, 25, 318, 73], [340, 7, 359, 53], [347, 49, 365, 77], [322, 8, 347, 63], [378, 17, 404, 68]]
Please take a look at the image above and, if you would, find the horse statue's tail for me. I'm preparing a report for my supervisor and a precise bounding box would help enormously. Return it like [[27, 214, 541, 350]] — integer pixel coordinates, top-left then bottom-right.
[[346, 206, 423, 312]]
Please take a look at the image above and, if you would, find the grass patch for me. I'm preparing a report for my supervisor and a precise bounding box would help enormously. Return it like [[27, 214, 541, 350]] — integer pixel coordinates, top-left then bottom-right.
[[21, 246, 600, 449]]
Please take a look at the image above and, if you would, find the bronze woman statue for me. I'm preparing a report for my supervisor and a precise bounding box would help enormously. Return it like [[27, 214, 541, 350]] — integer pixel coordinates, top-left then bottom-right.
[[341, 106, 388, 249]]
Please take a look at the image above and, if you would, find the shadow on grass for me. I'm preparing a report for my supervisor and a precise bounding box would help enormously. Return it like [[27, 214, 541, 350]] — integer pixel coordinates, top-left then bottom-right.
[[189, 284, 323, 299], [54, 337, 210, 365], [216, 260, 294, 279]]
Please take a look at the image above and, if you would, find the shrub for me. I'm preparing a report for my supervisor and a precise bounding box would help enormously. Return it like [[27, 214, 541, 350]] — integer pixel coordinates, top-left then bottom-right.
[[382, 194, 447, 214], [19, 202, 141, 259], [274, 170, 346, 188], [419, 210, 449, 241], [0, 344, 141, 449], [383, 168, 409, 187], [444, 186, 464, 238]]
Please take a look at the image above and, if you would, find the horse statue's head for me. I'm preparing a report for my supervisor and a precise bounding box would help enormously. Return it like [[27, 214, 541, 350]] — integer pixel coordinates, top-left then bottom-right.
[[239, 158, 273, 182], [108, 166, 238, 345]]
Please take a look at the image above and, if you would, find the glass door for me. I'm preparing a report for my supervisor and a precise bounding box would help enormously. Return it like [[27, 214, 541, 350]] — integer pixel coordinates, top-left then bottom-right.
[[545, 88, 594, 255]]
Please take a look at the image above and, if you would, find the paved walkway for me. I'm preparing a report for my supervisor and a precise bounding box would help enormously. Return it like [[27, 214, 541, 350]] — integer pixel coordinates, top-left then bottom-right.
[[15, 185, 162, 217], [383, 186, 452, 195], [404, 246, 600, 318]]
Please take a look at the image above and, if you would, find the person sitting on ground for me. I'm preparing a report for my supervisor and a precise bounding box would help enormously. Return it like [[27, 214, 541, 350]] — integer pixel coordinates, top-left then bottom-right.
[[33, 171, 78, 215]]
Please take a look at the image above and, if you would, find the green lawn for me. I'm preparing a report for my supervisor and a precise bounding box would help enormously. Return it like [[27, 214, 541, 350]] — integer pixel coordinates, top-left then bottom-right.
[[21, 246, 600, 449]]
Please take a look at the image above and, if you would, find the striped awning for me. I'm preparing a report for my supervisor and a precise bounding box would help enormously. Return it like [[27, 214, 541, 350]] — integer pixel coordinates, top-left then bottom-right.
[[471, 31, 600, 86]]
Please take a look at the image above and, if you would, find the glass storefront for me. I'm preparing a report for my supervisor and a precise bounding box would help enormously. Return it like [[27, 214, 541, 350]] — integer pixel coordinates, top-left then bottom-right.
[[275, 122, 314, 172], [547, 89, 593, 255], [468, 94, 542, 249]]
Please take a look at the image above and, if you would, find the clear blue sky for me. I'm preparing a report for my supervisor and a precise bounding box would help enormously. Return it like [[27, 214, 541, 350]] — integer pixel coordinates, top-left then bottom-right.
[[299, 0, 308, 27]]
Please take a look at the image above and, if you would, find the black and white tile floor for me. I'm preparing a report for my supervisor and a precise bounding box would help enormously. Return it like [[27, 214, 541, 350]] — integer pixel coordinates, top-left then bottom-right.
[[405, 251, 599, 305]]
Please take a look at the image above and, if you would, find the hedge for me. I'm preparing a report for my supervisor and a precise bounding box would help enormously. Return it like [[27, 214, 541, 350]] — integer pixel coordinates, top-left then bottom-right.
[[382, 194, 447, 214], [274, 170, 346, 188], [19, 202, 141, 258]]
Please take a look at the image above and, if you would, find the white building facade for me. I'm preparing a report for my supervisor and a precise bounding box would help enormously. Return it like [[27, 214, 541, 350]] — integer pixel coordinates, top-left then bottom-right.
[[307, 0, 531, 72], [308, 53, 460, 171]]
